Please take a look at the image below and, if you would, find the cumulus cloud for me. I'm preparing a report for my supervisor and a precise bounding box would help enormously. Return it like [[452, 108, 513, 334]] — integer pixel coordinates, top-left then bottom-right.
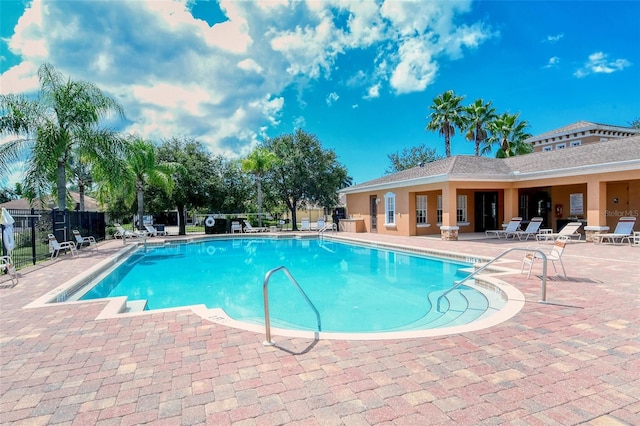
[[1, 0, 494, 159], [544, 56, 560, 68], [546, 33, 564, 43], [326, 92, 339, 106], [574, 52, 631, 78]]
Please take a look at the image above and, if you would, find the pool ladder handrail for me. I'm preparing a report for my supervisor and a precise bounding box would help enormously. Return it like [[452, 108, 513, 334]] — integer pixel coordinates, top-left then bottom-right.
[[263, 266, 321, 345], [318, 223, 337, 239], [437, 247, 548, 312]]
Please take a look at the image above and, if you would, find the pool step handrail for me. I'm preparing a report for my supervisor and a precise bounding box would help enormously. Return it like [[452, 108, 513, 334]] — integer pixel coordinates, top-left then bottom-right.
[[437, 247, 549, 312], [263, 266, 321, 345]]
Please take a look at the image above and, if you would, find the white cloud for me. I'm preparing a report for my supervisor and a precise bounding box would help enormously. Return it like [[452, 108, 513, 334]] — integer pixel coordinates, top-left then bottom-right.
[[545, 56, 560, 68], [574, 52, 631, 78], [326, 92, 339, 106], [546, 33, 564, 43], [364, 83, 381, 100]]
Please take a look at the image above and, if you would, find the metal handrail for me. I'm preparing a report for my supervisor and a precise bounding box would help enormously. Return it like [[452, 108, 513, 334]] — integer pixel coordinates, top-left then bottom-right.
[[263, 266, 321, 345], [437, 247, 548, 312]]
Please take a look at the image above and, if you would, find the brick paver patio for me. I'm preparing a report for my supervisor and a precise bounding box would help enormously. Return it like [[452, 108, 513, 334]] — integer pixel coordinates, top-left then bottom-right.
[[1, 233, 638, 425]]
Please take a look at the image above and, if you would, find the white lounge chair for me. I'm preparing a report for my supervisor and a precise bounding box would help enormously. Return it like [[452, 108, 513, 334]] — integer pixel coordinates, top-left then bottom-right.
[[144, 224, 166, 236], [114, 223, 146, 239], [593, 217, 636, 245], [72, 229, 97, 249], [243, 220, 267, 233], [300, 219, 311, 231], [521, 235, 569, 279], [1, 255, 18, 286], [48, 234, 78, 259], [485, 217, 522, 239], [536, 222, 583, 242], [231, 221, 243, 233], [508, 217, 543, 241]]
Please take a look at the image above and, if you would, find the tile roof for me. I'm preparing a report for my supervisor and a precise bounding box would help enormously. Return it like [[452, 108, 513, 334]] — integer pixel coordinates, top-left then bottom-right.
[[526, 120, 640, 141], [0, 192, 101, 211], [342, 135, 640, 193]]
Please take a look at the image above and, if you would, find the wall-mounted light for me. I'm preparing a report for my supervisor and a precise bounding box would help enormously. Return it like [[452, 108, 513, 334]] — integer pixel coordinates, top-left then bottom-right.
[[375, 198, 381, 204]]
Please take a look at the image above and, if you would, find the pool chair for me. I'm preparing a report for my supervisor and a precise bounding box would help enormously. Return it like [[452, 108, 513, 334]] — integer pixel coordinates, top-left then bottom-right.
[[231, 221, 243, 233], [144, 224, 166, 237], [300, 219, 311, 231], [507, 217, 544, 241], [536, 222, 583, 242], [593, 216, 636, 245], [520, 235, 569, 279], [243, 220, 267, 233], [72, 229, 97, 249], [1, 255, 18, 287], [114, 223, 146, 239], [485, 217, 522, 239], [48, 234, 78, 259]]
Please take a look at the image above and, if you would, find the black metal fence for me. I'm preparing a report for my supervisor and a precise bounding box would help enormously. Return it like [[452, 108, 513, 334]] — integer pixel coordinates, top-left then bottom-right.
[[1, 208, 105, 270]]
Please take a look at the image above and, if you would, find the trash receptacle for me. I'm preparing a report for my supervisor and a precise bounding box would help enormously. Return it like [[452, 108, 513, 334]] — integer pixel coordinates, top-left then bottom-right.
[[204, 216, 216, 234]]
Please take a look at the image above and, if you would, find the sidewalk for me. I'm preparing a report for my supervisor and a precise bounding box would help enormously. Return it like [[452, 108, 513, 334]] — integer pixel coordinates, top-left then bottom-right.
[[1, 234, 638, 425]]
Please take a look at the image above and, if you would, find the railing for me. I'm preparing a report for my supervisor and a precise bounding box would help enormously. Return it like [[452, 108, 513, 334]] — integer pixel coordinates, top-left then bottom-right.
[[263, 266, 321, 345], [318, 223, 337, 239], [437, 247, 548, 312]]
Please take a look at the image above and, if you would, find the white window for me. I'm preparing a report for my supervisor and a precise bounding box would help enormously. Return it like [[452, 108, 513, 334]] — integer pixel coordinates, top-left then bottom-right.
[[385, 192, 396, 225], [416, 195, 427, 224], [570, 140, 582, 147], [457, 195, 468, 223], [437, 195, 443, 224], [543, 146, 553, 152], [556, 143, 566, 149]]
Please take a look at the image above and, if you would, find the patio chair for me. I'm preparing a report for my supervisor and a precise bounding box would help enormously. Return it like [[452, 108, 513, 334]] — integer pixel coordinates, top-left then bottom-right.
[[536, 221, 583, 242], [520, 235, 569, 279], [231, 221, 243, 233], [508, 217, 544, 240], [48, 234, 78, 259], [243, 220, 267, 233], [593, 216, 636, 245], [114, 223, 146, 239], [1, 255, 18, 286], [485, 217, 522, 239], [300, 219, 311, 231], [72, 229, 97, 249], [144, 224, 166, 237]]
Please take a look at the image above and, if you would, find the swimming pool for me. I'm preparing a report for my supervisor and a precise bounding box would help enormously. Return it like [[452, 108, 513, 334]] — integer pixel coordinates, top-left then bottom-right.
[[75, 237, 507, 334]]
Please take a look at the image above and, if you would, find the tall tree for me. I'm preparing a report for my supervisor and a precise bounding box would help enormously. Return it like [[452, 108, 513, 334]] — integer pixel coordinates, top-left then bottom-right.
[[241, 147, 277, 227], [263, 129, 349, 231], [629, 117, 640, 129], [484, 112, 533, 158], [0, 63, 127, 211], [426, 90, 465, 157], [103, 136, 174, 230], [386, 144, 442, 174], [156, 137, 213, 235], [463, 99, 496, 156], [68, 155, 93, 211]]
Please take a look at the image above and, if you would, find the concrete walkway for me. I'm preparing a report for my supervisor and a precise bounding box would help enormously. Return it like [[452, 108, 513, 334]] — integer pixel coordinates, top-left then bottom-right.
[[1, 233, 639, 425]]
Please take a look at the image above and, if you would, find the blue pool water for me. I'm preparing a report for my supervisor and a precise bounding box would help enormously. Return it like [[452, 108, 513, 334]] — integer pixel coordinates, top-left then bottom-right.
[[81, 238, 476, 333]]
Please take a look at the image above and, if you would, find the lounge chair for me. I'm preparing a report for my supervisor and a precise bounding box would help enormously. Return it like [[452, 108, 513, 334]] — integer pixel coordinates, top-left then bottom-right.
[[48, 234, 78, 259], [485, 217, 522, 239], [72, 229, 97, 249], [0, 255, 18, 286], [593, 217, 636, 245], [300, 219, 311, 231], [144, 224, 166, 237], [114, 223, 146, 239], [521, 235, 569, 279], [231, 221, 243, 233], [508, 217, 543, 241], [243, 220, 267, 233], [536, 222, 583, 242]]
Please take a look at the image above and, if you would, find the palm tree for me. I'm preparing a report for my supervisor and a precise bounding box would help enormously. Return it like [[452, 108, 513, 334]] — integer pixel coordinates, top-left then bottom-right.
[[463, 99, 496, 156], [241, 147, 277, 227], [426, 90, 465, 157], [484, 112, 533, 158], [68, 155, 93, 211], [103, 136, 174, 230], [0, 63, 127, 211]]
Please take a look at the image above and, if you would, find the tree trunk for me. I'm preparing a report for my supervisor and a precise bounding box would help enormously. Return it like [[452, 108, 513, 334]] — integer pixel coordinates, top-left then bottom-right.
[[57, 160, 66, 210], [289, 199, 298, 231], [257, 176, 263, 227], [177, 203, 186, 235], [136, 180, 144, 230], [79, 182, 85, 211]]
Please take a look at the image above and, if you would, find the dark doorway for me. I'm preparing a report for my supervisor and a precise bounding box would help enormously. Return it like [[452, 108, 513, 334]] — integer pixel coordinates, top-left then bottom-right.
[[519, 189, 551, 228], [370, 196, 378, 232], [475, 192, 498, 232]]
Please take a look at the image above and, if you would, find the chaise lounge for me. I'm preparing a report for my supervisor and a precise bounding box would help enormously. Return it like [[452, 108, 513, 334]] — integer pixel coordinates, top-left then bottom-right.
[[593, 216, 636, 245], [485, 217, 522, 239]]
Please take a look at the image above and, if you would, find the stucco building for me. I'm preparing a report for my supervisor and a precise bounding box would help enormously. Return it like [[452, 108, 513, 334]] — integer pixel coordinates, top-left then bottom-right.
[[340, 133, 639, 241], [525, 121, 640, 153]]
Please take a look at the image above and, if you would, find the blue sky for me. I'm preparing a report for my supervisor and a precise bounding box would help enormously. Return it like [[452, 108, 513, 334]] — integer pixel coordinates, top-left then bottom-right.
[[1, 0, 639, 186]]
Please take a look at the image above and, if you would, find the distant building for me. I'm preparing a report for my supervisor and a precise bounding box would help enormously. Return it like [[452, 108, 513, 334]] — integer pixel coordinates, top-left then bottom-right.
[[526, 121, 640, 153], [0, 192, 100, 211]]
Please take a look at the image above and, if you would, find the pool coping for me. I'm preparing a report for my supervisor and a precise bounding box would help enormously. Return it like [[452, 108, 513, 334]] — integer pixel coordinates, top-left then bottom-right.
[[21, 234, 527, 341]]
